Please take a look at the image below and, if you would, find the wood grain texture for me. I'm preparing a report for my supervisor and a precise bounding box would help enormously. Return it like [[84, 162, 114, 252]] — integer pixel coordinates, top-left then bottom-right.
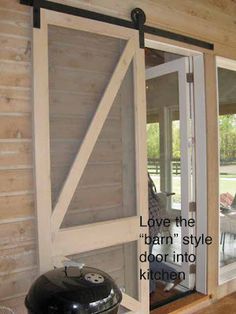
[[0, 296, 27, 314], [0, 169, 33, 193], [204, 54, 219, 297], [0, 1, 35, 305], [195, 292, 236, 314], [0, 142, 32, 167], [0, 62, 31, 88], [50, 33, 135, 232], [0, 220, 35, 248], [0, 86, 31, 113], [0, 0, 236, 307], [0, 36, 31, 64], [0, 115, 31, 139], [48, 24, 124, 224], [52, 0, 236, 56], [68, 242, 138, 301], [0, 194, 34, 221], [151, 292, 210, 314], [53, 216, 139, 256], [0, 243, 36, 275], [0, 268, 37, 301], [0, 0, 31, 14]]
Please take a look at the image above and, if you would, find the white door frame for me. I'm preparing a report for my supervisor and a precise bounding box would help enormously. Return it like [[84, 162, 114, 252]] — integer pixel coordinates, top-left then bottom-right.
[[216, 56, 236, 285], [145, 37, 208, 294]]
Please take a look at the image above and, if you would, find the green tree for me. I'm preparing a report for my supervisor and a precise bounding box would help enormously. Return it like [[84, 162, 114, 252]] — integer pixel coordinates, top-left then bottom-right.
[[172, 121, 180, 159], [147, 123, 160, 158], [147, 115, 236, 165], [219, 114, 236, 161]]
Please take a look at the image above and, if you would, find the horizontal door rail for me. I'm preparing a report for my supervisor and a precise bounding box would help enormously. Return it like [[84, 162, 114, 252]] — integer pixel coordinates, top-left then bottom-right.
[[53, 216, 140, 256], [20, 0, 214, 50]]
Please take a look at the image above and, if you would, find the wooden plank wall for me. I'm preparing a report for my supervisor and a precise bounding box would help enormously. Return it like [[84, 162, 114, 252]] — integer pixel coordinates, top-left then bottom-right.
[[53, 0, 236, 58], [0, 0, 37, 311], [0, 0, 235, 312]]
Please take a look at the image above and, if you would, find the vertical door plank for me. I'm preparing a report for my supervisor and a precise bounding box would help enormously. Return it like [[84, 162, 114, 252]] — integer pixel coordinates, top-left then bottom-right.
[[33, 10, 53, 273], [133, 40, 149, 313]]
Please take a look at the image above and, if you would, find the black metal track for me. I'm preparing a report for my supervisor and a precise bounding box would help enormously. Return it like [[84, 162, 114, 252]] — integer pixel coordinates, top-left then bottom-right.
[[20, 0, 214, 50]]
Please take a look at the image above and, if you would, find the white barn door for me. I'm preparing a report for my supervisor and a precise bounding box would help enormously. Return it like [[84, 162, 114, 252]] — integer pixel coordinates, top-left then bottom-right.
[[33, 9, 148, 313]]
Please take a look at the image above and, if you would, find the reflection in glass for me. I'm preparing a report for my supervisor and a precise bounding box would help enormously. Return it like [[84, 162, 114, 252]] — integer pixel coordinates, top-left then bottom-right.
[[146, 72, 182, 265], [147, 122, 160, 191], [218, 68, 236, 280]]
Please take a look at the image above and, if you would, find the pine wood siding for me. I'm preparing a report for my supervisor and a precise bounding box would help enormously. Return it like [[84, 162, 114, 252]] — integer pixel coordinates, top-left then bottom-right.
[[0, 1, 36, 310]]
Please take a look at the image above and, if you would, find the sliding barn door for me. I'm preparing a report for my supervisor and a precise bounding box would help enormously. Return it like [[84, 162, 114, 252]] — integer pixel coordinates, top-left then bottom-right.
[[33, 9, 148, 313]]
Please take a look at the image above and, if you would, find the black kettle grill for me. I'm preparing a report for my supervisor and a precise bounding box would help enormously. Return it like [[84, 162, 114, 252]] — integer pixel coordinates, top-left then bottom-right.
[[25, 266, 122, 314]]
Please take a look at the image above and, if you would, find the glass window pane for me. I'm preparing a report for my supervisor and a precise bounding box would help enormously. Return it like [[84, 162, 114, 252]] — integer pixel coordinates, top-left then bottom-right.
[[147, 122, 160, 191], [146, 72, 182, 266], [146, 72, 182, 213], [218, 67, 236, 279]]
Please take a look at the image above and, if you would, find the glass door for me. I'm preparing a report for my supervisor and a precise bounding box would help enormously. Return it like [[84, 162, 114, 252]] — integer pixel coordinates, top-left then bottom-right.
[[217, 58, 236, 284], [146, 57, 194, 289]]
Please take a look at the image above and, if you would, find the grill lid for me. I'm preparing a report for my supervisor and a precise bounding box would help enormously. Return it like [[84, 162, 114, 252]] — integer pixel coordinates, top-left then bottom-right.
[[25, 266, 122, 313]]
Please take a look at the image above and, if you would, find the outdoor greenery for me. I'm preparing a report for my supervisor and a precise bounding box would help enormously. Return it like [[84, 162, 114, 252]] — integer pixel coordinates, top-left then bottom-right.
[[147, 121, 180, 159], [219, 114, 236, 161], [147, 123, 160, 158], [147, 114, 236, 161], [147, 115, 236, 199]]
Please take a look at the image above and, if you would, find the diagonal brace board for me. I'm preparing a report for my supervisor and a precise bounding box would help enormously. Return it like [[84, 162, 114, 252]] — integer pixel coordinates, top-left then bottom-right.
[[51, 36, 136, 233], [53, 216, 139, 256], [121, 293, 141, 312]]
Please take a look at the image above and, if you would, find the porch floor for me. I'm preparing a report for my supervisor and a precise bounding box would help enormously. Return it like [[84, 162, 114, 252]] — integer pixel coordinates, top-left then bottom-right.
[[151, 291, 208, 314], [195, 292, 236, 314]]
